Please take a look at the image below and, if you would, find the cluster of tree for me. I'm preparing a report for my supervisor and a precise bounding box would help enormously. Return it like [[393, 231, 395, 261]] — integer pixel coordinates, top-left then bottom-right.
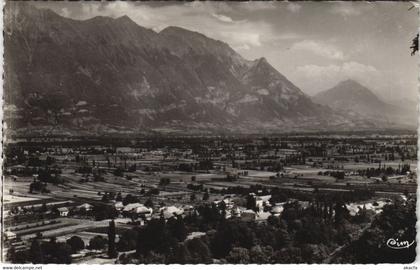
[[117, 230, 138, 252], [208, 213, 351, 263], [177, 163, 195, 172], [269, 187, 374, 207], [214, 184, 270, 196], [66, 236, 85, 253], [318, 170, 345, 179], [100, 191, 121, 203], [29, 180, 49, 194], [176, 160, 213, 172], [357, 164, 411, 178], [186, 183, 204, 191], [241, 160, 285, 172], [4, 146, 27, 167], [88, 235, 107, 250], [26, 156, 45, 167], [159, 178, 170, 186], [7, 166, 39, 177], [128, 163, 137, 172], [82, 175, 407, 262], [334, 198, 416, 263], [134, 216, 187, 257], [37, 167, 63, 184], [100, 192, 154, 208], [118, 237, 213, 264], [198, 160, 214, 170], [93, 204, 118, 221], [113, 167, 125, 177], [147, 188, 160, 196], [7, 237, 73, 264], [187, 203, 226, 231], [120, 193, 139, 205], [75, 166, 92, 174]]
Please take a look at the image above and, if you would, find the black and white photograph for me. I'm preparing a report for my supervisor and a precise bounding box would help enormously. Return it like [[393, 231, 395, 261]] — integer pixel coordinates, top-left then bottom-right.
[[2, 0, 418, 265]]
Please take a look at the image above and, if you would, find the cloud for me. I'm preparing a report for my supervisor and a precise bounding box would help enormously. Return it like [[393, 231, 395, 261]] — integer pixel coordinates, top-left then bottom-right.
[[296, 64, 340, 79], [232, 44, 251, 51], [222, 32, 262, 47], [286, 3, 302, 13], [212, 13, 233, 23], [291, 40, 345, 60], [293, 61, 381, 95], [57, 2, 274, 54], [61, 7, 70, 18], [238, 2, 276, 11], [342, 61, 378, 75], [330, 3, 362, 16], [296, 61, 379, 81]]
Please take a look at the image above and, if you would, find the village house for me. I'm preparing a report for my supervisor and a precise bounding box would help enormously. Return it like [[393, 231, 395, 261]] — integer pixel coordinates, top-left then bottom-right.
[[57, 207, 69, 217], [271, 204, 285, 217], [256, 195, 272, 210], [256, 211, 271, 222], [4, 231, 17, 241], [77, 203, 93, 212], [123, 203, 153, 219], [114, 201, 124, 212], [182, 205, 194, 216], [241, 209, 256, 221], [159, 206, 184, 219], [214, 197, 235, 210]]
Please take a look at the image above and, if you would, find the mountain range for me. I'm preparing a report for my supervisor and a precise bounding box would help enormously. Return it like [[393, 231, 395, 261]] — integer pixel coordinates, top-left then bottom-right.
[[4, 3, 415, 135]]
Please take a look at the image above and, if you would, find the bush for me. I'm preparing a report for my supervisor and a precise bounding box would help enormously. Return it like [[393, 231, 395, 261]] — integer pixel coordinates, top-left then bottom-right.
[[88, 235, 107, 250], [66, 236, 85, 253]]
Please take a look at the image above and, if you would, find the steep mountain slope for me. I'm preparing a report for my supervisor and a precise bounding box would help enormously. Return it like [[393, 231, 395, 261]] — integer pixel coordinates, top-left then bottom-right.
[[313, 80, 416, 127], [4, 3, 383, 134]]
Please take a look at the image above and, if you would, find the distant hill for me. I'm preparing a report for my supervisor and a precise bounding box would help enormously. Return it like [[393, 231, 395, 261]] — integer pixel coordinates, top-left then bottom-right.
[[313, 80, 416, 128], [3, 3, 409, 135]]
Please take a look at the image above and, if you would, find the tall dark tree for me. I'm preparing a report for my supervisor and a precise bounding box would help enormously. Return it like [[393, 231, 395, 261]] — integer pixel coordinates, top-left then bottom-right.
[[144, 198, 154, 208], [108, 219, 118, 258], [6, 246, 16, 263], [246, 194, 257, 211], [136, 218, 177, 256], [29, 239, 44, 264], [167, 216, 188, 242]]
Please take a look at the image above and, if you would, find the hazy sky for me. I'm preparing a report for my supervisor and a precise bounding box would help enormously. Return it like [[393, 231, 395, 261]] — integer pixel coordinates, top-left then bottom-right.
[[34, 1, 418, 100]]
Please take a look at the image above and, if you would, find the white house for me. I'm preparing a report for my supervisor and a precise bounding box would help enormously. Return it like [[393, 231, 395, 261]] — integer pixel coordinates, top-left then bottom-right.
[[114, 201, 124, 212], [256, 211, 271, 222], [231, 207, 242, 218], [4, 231, 16, 241], [78, 203, 93, 212], [57, 207, 69, 217], [123, 203, 153, 218], [271, 204, 284, 217], [159, 206, 184, 219], [256, 195, 271, 210], [214, 197, 235, 210]]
